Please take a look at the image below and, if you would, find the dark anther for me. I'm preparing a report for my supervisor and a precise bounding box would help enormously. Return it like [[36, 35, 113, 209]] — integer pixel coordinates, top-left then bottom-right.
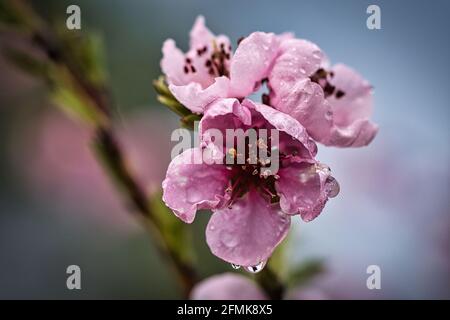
[[185, 57, 192, 64], [335, 90, 345, 99], [225, 53, 230, 60], [237, 36, 245, 45], [262, 93, 270, 105], [205, 59, 212, 67], [191, 65, 196, 73], [183, 66, 189, 73], [323, 83, 335, 97]]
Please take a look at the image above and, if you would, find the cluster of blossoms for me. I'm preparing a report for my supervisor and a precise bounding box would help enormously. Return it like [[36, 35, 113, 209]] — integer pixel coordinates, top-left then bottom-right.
[[160, 17, 378, 270]]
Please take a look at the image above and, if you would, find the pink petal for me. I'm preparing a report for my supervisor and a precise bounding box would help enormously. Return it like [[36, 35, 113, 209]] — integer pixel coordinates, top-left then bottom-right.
[[243, 99, 316, 158], [276, 161, 339, 222], [169, 76, 230, 114], [269, 38, 324, 102], [189, 16, 214, 49], [160, 39, 190, 86], [199, 98, 252, 138], [190, 273, 267, 300], [162, 148, 231, 223], [327, 118, 378, 147], [324, 63, 379, 147], [269, 79, 333, 145], [161, 17, 232, 90], [328, 64, 373, 125], [206, 190, 290, 266], [229, 32, 281, 97]]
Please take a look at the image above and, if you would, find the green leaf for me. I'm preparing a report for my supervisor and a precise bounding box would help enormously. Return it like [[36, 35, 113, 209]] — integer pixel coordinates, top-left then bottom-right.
[[288, 258, 326, 288], [148, 191, 196, 266], [180, 113, 202, 130], [56, 27, 108, 87], [50, 66, 109, 127], [153, 76, 193, 117], [265, 235, 289, 282]]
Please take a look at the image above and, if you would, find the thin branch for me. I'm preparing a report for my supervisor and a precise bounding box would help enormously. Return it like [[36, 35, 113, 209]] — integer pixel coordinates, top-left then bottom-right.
[[4, 0, 197, 296]]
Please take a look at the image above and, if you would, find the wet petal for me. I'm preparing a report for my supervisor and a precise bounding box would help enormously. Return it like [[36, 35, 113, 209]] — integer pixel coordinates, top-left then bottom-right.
[[162, 148, 231, 223], [206, 190, 290, 266], [169, 76, 230, 114], [230, 32, 281, 97], [190, 273, 267, 300], [269, 79, 333, 145], [269, 38, 324, 101], [199, 98, 252, 139], [243, 99, 315, 158], [189, 16, 214, 49], [324, 63, 379, 147], [276, 161, 339, 222], [160, 39, 190, 86]]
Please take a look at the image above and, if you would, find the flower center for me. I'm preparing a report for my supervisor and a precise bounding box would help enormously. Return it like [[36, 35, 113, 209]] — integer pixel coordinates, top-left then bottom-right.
[[205, 41, 231, 77], [182, 41, 232, 77], [223, 135, 286, 208], [310, 68, 346, 99]]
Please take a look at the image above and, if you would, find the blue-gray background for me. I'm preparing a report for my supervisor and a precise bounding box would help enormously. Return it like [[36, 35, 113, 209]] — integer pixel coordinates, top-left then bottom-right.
[[0, 0, 448, 299]]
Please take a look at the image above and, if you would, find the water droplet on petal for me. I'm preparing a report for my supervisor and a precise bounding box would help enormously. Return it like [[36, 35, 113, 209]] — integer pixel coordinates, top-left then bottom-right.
[[325, 176, 340, 198], [231, 264, 241, 270], [245, 260, 267, 273]]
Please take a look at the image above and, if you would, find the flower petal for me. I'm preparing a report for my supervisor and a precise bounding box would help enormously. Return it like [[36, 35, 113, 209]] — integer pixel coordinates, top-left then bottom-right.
[[327, 118, 379, 147], [206, 190, 290, 266], [269, 38, 324, 102], [190, 273, 267, 300], [169, 76, 230, 114], [229, 32, 281, 97], [199, 98, 252, 138], [328, 64, 373, 125], [243, 99, 316, 158], [276, 161, 339, 221], [189, 16, 214, 49], [162, 148, 231, 223], [324, 63, 379, 147], [269, 79, 333, 145], [160, 39, 190, 86]]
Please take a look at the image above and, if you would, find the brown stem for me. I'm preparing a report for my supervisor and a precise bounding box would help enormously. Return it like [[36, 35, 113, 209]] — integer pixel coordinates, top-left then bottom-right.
[[93, 128, 197, 296], [9, 0, 197, 297]]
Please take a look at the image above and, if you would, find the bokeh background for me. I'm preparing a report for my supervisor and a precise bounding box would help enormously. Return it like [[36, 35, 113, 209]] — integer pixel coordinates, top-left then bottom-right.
[[0, 0, 449, 299]]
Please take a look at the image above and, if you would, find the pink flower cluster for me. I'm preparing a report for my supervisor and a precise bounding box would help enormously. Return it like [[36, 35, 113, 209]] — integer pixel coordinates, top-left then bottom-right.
[[160, 17, 378, 269]]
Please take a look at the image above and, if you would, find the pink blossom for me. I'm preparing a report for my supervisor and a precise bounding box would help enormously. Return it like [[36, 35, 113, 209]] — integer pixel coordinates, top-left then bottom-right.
[[268, 38, 378, 147], [162, 99, 338, 266], [160, 17, 282, 113], [161, 18, 378, 147], [190, 272, 328, 300], [190, 273, 268, 300]]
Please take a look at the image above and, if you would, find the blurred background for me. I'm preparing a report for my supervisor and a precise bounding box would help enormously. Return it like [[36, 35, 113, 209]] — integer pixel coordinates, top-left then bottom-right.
[[0, 0, 449, 299]]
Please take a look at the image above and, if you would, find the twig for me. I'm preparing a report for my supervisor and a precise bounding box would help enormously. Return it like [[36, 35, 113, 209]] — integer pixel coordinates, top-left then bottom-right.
[[4, 0, 197, 297]]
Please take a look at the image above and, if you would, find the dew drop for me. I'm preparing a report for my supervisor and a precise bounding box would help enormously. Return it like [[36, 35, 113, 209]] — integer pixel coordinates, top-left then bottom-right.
[[231, 264, 241, 270], [245, 260, 267, 273], [312, 52, 321, 60], [325, 176, 340, 198]]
